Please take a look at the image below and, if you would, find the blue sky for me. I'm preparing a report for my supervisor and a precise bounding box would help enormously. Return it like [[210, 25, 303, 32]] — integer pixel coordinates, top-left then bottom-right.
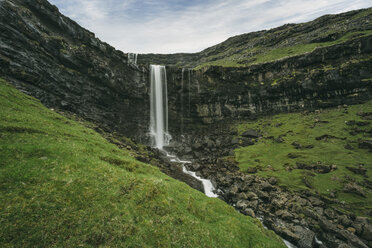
[[48, 0, 371, 54]]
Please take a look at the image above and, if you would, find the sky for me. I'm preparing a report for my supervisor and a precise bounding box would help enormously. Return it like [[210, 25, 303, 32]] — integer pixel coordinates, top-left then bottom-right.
[[48, 0, 371, 54]]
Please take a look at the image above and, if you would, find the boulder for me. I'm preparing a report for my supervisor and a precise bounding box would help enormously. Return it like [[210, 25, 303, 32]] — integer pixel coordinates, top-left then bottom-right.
[[343, 183, 366, 198], [241, 129, 261, 138], [269, 177, 278, 185]]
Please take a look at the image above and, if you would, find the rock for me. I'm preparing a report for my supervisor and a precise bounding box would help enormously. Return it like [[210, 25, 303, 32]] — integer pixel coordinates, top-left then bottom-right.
[[324, 208, 336, 219], [271, 198, 286, 209], [344, 143, 354, 150], [231, 138, 239, 145], [358, 140, 372, 150], [361, 224, 372, 241], [256, 190, 270, 201], [339, 215, 352, 228], [343, 183, 366, 198], [291, 141, 302, 149], [229, 185, 239, 195], [308, 196, 324, 207], [246, 200, 259, 210], [244, 208, 256, 218], [245, 192, 258, 200], [281, 228, 300, 243], [260, 181, 273, 191], [192, 163, 201, 171], [288, 153, 300, 159], [241, 129, 261, 138], [274, 137, 284, 143], [346, 165, 367, 176], [237, 192, 248, 200], [246, 167, 258, 174], [315, 134, 345, 141], [293, 225, 315, 248], [351, 223, 364, 235], [356, 121, 370, 126], [269, 177, 278, 185], [241, 137, 255, 146], [236, 200, 249, 209]]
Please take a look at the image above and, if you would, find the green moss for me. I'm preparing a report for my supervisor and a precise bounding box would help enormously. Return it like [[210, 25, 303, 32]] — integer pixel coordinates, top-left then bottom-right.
[[235, 101, 372, 218], [195, 31, 372, 69], [0, 78, 285, 247]]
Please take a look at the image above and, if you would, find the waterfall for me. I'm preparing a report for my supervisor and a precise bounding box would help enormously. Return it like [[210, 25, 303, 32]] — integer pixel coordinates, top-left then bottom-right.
[[150, 65, 171, 149], [181, 68, 185, 134], [149, 65, 217, 198], [128, 53, 138, 65], [188, 69, 191, 117]]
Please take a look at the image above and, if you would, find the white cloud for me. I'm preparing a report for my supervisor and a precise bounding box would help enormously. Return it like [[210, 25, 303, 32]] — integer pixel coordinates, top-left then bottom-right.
[[49, 0, 371, 53]]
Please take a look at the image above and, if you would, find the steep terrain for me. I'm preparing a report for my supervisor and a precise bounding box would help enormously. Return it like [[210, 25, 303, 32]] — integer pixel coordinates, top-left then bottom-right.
[[0, 78, 285, 247], [0, 0, 149, 141], [138, 8, 372, 68], [1, 0, 372, 247]]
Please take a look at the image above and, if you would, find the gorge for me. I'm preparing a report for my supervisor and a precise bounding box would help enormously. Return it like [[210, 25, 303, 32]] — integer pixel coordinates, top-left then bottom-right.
[[0, 0, 371, 247]]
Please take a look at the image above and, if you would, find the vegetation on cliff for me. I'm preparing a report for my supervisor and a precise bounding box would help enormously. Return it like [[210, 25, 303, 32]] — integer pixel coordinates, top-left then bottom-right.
[[0, 78, 285, 247], [235, 101, 372, 218], [139, 8, 372, 69]]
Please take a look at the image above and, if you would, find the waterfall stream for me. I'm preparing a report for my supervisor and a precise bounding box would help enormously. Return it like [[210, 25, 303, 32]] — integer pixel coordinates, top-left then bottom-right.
[[128, 53, 138, 65], [149, 65, 217, 198]]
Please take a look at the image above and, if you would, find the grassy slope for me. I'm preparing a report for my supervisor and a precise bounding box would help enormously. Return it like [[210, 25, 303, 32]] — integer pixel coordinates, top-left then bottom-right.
[[192, 8, 372, 69], [235, 101, 372, 217], [0, 78, 286, 247]]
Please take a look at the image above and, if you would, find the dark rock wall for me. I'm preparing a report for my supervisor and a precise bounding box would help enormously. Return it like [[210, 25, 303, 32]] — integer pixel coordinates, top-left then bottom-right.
[[165, 36, 372, 136], [0, 0, 150, 141]]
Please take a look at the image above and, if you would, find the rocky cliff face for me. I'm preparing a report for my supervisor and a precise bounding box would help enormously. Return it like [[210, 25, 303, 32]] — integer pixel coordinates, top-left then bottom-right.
[[0, 0, 149, 141], [165, 36, 372, 137], [0, 0, 371, 145]]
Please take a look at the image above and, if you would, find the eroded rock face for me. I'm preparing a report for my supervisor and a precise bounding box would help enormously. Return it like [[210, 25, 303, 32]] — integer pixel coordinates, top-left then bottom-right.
[[0, 0, 150, 141], [164, 37, 372, 136]]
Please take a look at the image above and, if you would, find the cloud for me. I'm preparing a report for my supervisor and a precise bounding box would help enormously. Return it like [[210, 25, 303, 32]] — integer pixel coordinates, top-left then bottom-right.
[[48, 0, 371, 53]]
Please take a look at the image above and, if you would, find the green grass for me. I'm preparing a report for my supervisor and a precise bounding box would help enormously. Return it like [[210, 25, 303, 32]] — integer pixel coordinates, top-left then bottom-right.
[[0, 78, 285, 247], [234, 101, 372, 218], [195, 30, 372, 69]]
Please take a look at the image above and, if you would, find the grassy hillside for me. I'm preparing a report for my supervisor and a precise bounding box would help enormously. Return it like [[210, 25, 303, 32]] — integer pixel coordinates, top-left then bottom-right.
[[235, 101, 372, 218], [0, 78, 285, 247], [139, 8, 372, 69]]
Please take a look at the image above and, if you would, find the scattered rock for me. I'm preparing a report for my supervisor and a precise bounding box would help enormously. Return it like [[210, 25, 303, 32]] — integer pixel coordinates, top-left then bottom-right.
[[361, 224, 372, 241], [260, 181, 273, 191], [246, 167, 258, 174], [292, 141, 302, 149], [343, 183, 366, 198], [288, 153, 300, 159], [274, 137, 285, 143], [244, 208, 256, 218], [358, 140, 372, 151], [346, 165, 367, 176], [344, 143, 354, 150], [269, 177, 278, 185], [241, 129, 261, 138], [315, 134, 345, 141]]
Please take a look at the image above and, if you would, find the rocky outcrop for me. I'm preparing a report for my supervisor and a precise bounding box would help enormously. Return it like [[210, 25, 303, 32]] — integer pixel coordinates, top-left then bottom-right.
[[164, 36, 372, 136], [0, 0, 150, 141], [179, 157, 372, 248]]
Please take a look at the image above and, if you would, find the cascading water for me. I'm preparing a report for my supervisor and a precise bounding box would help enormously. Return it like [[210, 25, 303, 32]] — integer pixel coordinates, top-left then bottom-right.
[[149, 65, 218, 198], [188, 69, 191, 117], [149, 65, 171, 149], [128, 53, 138, 65], [180, 68, 185, 135]]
